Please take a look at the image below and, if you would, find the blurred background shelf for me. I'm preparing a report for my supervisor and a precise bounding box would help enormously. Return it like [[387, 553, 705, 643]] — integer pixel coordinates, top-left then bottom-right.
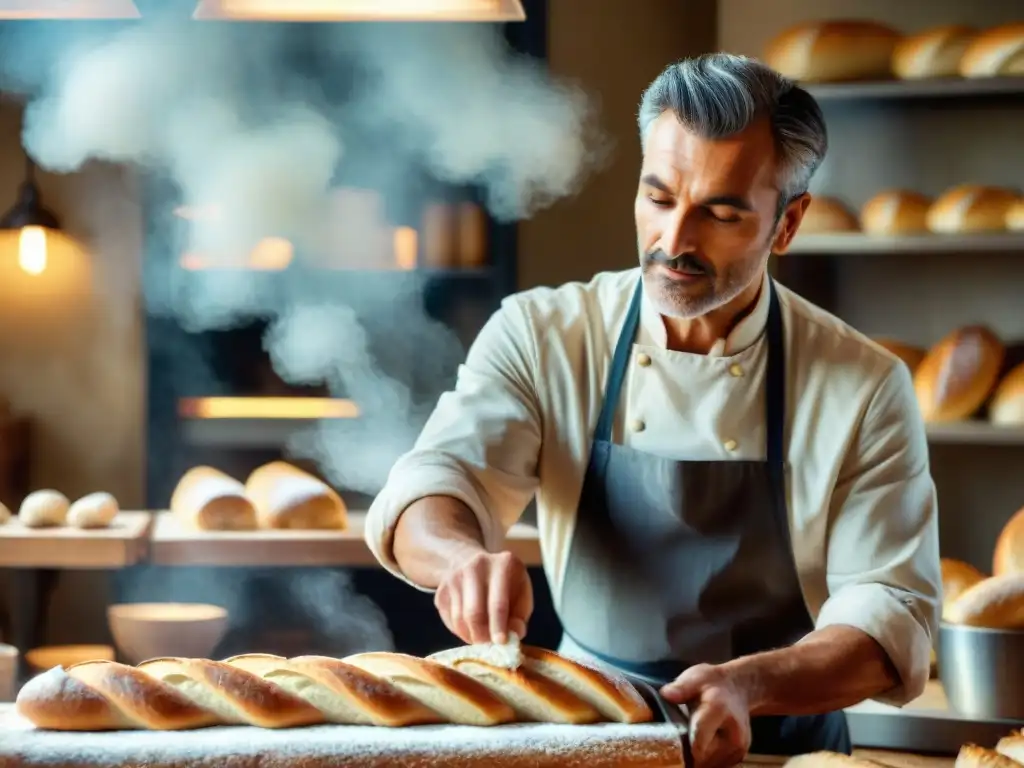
[[926, 423, 1024, 446], [805, 76, 1024, 102], [788, 233, 1024, 255]]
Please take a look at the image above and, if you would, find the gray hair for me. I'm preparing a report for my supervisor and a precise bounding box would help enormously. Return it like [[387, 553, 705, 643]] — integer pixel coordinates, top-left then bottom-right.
[[638, 53, 827, 208]]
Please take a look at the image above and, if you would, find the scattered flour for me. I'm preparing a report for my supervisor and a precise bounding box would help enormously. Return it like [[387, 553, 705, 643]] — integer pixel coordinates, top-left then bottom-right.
[[0, 707, 683, 767]]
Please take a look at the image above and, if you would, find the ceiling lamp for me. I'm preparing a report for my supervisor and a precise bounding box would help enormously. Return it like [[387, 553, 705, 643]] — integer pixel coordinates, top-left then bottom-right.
[[0, 0, 140, 18], [0, 156, 62, 276], [193, 0, 525, 22]]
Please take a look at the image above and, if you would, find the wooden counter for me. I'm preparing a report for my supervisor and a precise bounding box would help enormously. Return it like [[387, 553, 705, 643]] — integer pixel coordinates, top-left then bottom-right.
[[148, 511, 543, 567], [0, 512, 152, 568]]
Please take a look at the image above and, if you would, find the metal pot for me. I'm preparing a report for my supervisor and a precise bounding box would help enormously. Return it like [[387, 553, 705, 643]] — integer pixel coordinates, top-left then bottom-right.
[[938, 621, 1024, 720]]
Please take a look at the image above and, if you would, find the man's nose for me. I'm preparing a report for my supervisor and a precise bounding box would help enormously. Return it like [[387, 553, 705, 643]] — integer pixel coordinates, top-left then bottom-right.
[[658, 205, 699, 257]]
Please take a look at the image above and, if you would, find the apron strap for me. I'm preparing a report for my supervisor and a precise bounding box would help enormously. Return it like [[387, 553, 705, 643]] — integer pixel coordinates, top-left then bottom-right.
[[593, 279, 643, 443]]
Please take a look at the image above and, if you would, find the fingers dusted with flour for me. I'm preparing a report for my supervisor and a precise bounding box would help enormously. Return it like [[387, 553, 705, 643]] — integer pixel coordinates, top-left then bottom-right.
[[436, 549, 533, 645]]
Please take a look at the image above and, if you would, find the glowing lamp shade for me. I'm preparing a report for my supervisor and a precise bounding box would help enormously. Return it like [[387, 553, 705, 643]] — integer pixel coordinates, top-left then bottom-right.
[[193, 0, 525, 22], [0, 159, 63, 278], [0, 0, 140, 18]]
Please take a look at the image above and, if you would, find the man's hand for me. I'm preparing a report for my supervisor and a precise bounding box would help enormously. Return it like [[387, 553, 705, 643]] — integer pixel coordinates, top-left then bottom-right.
[[661, 664, 752, 768], [434, 550, 533, 645]]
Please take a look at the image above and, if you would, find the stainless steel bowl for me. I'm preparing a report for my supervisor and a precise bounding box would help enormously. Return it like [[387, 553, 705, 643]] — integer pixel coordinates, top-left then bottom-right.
[[938, 621, 1024, 719]]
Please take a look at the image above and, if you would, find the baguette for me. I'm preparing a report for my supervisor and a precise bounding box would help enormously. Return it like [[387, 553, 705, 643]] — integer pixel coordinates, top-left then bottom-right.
[[16, 647, 653, 732], [170, 466, 257, 530], [244, 461, 346, 530], [893, 25, 977, 79], [959, 24, 1024, 78], [763, 20, 902, 83], [958, 743, 1024, 767], [945, 573, 1024, 629]]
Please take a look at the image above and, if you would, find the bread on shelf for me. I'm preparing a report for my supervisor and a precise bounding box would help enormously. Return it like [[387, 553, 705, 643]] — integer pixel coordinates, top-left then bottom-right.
[[993, 506, 1024, 577], [959, 23, 1024, 78], [1006, 198, 1024, 231], [927, 185, 1019, 234], [996, 731, 1024, 763], [956, 743, 1024, 767], [913, 326, 1005, 422], [244, 461, 347, 530], [942, 558, 988, 619], [860, 189, 932, 235], [67, 492, 119, 529], [892, 25, 978, 79], [18, 489, 70, 528], [799, 196, 860, 233], [15, 646, 654, 732], [872, 338, 927, 374], [170, 466, 257, 531], [763, 20, 902, 83], [944, 573, 1024, 629], [990, 362, 1024, 426], [0, 501, 9, 524]]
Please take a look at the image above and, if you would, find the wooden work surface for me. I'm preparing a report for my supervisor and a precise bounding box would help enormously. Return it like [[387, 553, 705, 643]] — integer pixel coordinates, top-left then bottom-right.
[[0, 512, 152, 568], [148, 511, 543, 567]]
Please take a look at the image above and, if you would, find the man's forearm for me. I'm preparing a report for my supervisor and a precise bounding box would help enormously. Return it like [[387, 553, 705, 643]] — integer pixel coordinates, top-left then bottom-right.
[[392, 496, 488, 589], [725, 625, 901, 716]]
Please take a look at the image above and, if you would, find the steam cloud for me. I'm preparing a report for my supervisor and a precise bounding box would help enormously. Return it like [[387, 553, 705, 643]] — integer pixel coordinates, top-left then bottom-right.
[[0, 7, 604, 494]]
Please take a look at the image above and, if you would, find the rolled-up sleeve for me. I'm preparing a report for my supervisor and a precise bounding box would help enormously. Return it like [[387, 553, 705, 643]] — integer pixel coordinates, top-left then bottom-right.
[[364, 297, 542, 590], [814, 361, 941, 706]]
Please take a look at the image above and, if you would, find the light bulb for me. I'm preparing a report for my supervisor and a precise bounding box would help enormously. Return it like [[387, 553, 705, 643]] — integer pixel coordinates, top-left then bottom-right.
[[18, 226, 48, 276]]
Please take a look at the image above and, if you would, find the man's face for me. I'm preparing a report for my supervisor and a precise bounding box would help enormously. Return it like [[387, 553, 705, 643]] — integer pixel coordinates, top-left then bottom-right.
[[635, 112, 806, 319]]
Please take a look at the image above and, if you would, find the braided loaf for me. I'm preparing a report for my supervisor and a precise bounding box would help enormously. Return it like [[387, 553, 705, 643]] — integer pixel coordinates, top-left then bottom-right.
[[15, 646, 653, 731]]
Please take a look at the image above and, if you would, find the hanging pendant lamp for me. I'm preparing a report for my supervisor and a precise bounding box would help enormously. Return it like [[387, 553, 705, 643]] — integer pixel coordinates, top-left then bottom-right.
[[0, 157, 62, 276], [192, 0, 525, 22]]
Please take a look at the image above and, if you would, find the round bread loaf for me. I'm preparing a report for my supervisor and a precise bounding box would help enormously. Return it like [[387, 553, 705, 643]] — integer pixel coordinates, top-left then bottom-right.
[[945, 573, 1024, 628], [956, 743, 1024, 767], [0, 501, 10, 524], [892, 25, 978, 79], [994, 505, 1024, 577], [959, 23, 1024, 78], [941, 558, 987, 619], [1005, 198, 1024, 231], [244, 461, 347, 530], [990, 362, 1024, 426], [19, 489, 70, 528], [860, 189, 932, 235], [170, 466, 257, 531], [799, 196, 860, 234], [914, 326, 1004, 422], [873, 338, 927, 374], [763, 20, 902, 82], [67, 491, 119, 529], [926, 185, 1019, 234]]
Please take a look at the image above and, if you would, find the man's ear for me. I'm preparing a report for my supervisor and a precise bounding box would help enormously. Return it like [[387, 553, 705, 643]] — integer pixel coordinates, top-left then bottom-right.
[[771, 193, 812, 255]]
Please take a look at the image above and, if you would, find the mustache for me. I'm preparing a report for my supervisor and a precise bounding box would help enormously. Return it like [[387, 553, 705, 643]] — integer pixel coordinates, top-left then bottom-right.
[[645, 249, 715, 276]]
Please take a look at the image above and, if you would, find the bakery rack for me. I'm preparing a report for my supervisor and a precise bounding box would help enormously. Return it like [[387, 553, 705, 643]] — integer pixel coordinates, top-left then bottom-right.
[[805, 76, 1024, 102], [788, 232, 1024, 255]]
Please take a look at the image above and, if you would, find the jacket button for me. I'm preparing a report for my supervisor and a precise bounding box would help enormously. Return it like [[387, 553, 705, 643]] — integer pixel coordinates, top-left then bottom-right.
[[637, 353, 652, 367], [723, 439, 738, 451], [729, 363, 744, 377], [630, 419, 646, 433]]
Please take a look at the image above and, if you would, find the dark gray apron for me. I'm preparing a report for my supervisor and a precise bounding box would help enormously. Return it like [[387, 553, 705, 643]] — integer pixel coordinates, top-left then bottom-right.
[[557, 278, 851, 756]]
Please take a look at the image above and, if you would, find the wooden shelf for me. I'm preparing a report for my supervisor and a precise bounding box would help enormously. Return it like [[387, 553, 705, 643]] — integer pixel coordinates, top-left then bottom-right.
[[179, 417, 319, 448], [0, 513, 153, 569], [787, 233, 1024, 255], [805, 76, 1024, 102], [926, 423, 1024, 446], [148, 511, 542, 568]]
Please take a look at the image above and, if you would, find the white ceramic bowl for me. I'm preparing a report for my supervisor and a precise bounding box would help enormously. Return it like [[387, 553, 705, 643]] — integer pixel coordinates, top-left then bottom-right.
[[25, 644, 114, 672], [107, 603, 228, 664]]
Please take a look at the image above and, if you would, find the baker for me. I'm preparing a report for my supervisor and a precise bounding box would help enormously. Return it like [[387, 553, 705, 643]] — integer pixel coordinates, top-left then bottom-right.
[[365, 53, 940, 767]]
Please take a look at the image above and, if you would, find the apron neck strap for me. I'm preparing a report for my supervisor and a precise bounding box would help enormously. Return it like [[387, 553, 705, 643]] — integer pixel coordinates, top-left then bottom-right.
[[594, 276, 786, 470]]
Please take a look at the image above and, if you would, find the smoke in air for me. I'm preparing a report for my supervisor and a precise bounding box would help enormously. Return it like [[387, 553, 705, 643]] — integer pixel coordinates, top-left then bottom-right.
[[0, 7, 602, 493], [0, 6, 602, 652]]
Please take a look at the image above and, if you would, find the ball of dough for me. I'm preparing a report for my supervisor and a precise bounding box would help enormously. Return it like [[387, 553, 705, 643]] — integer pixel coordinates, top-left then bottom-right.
[[0, 502, 10, 524], [19, 490, 70, 528], [67, 492, 119, 529]]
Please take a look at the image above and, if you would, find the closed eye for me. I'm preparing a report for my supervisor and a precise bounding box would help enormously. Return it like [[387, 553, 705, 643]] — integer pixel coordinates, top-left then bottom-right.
[[647, 195, 673, 208], [707, 206, 742, 223]]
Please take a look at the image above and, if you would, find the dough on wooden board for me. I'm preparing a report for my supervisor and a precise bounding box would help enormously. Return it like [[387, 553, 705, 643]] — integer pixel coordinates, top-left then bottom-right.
[[67, 492, 119, 529], [19, 489, 70, 528]]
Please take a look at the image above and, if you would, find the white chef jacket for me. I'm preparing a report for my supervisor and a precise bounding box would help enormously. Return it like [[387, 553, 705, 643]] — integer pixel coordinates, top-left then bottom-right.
[[365, 266, 941, 707]]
